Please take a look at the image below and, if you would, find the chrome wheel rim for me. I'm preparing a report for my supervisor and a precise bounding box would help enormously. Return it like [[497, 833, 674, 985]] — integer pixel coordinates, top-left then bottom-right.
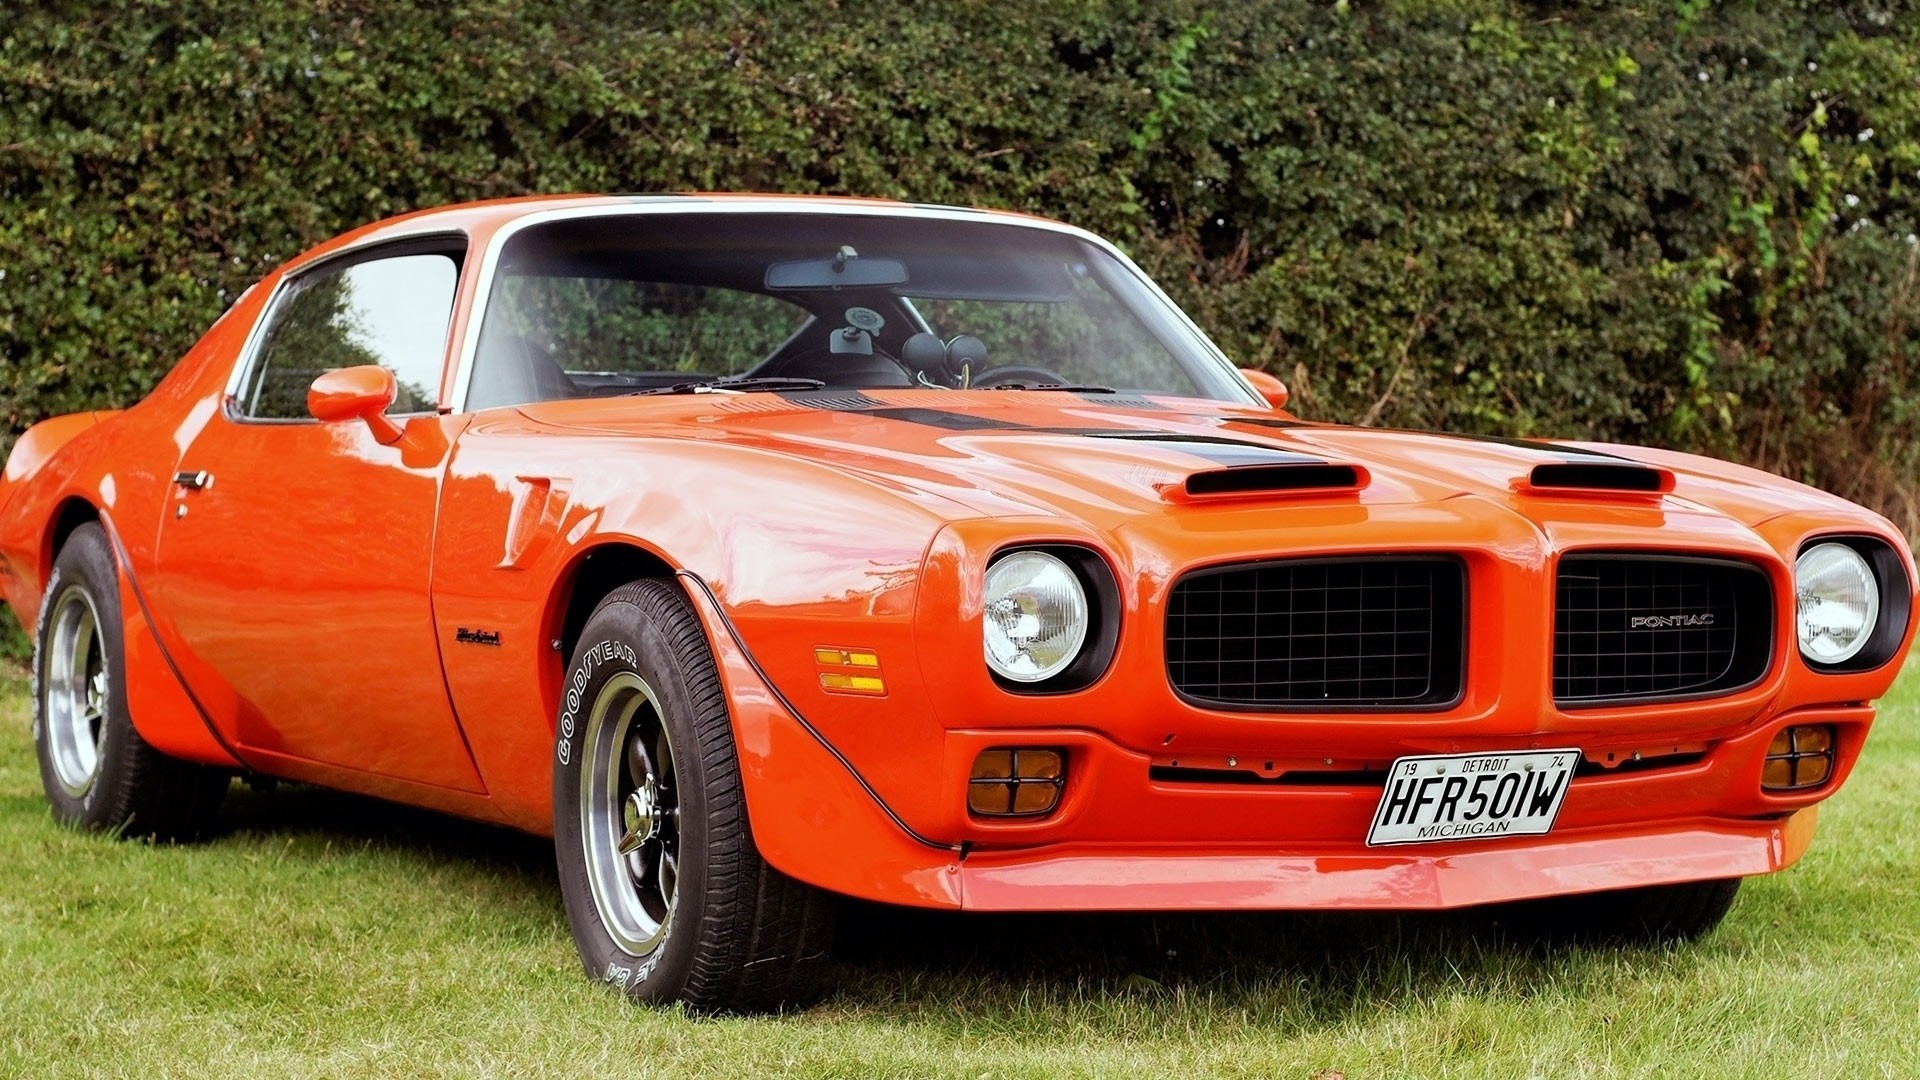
[[580, 671, 680, 956], [44, 585, 107, 798]]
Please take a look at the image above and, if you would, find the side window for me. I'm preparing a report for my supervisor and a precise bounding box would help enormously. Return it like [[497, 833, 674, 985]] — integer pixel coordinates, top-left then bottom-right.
[[240, 251, 460, 419]]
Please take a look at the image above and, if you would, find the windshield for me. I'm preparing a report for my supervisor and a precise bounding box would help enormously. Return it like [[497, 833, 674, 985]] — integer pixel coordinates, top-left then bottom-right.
[[464, 210, 1250, 410]]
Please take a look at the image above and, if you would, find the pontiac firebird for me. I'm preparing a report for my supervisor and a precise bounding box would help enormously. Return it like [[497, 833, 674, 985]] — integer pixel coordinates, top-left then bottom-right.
[[2, 195, 1913, 1010]]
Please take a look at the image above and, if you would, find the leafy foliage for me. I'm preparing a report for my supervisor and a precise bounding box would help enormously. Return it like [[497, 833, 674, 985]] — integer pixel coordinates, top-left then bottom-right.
[[2, 1, 1918, 533], [487, 277, 809, 379], [0, 613, 24, 663]]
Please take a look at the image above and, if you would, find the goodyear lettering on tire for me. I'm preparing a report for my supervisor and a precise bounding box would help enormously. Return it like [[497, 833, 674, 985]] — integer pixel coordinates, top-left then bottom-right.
[[557, 639, 638, 766]]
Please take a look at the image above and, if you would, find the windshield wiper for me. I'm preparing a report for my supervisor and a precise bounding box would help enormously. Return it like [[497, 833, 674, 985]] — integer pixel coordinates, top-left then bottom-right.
[[628, 376, 827, 397], [983, 382, 1118, 394]]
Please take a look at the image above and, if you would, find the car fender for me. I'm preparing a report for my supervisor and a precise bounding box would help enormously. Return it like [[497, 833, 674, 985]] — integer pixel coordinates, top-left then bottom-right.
[[429, 427, 965, 849], [1, 411, 118, 618]]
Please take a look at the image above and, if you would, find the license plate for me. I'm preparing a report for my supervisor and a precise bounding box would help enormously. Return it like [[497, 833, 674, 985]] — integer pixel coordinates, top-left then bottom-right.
[[1366, 749, 1579, 846]]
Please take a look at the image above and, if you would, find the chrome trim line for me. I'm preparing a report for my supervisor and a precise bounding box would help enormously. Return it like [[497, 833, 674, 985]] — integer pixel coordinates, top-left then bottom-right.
[[220, 273, 293, 408]]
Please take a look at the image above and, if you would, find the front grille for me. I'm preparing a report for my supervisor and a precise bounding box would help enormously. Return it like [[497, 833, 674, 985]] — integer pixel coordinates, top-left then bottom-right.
[[1166, 557, 1465, 709], [1553, 555, 1773, 706]]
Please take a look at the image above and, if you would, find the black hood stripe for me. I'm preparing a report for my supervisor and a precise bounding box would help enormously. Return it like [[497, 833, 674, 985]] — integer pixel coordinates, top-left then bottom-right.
[[778, 396, 1336, 470], [858, 406, 1037, 431], [822, 404, 1338, 472]]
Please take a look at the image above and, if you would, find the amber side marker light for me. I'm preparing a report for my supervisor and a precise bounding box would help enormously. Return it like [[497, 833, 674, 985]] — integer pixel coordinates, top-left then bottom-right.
[[815, 647, 885, 695], [968, 748, 1066, 817], [1763, 725, 1835, 791]]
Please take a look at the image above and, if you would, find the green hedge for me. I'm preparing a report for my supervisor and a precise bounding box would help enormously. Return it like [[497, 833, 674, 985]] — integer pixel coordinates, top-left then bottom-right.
[[2, 4, 1917, 607]]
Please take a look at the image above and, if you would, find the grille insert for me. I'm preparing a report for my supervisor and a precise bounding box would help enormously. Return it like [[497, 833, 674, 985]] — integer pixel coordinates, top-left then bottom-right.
[[1166, 558, 1465, 709], [1553, 555, 1772, 706]]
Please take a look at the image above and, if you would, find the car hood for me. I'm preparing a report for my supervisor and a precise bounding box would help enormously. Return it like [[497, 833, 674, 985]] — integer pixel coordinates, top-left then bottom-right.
[[517, 390, 1853, 530]]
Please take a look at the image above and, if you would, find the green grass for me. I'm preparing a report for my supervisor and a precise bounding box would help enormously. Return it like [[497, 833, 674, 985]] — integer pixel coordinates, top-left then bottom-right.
[[2, 662, 1917, 1079]]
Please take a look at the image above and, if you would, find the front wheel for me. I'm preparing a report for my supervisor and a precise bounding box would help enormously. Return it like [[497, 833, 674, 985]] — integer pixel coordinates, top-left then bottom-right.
[[552, 579, 834, 1012]]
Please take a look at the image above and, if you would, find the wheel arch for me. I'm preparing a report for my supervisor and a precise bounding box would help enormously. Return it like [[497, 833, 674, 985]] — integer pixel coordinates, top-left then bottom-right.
[[525, 531, 965, 908], [8, 495, 106, 640], [46, 497, 100, 583], [542, 539, 680, 725]]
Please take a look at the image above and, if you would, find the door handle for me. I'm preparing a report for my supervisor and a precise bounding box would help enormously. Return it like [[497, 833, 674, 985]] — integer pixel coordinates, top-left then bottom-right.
[[173, 470, 214, 491]]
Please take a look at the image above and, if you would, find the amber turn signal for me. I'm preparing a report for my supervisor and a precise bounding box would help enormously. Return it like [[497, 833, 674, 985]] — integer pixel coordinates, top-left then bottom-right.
[[815, 645, 885, 695], [967, 748, 1065, 817], [1762, 725, 1837, 792]]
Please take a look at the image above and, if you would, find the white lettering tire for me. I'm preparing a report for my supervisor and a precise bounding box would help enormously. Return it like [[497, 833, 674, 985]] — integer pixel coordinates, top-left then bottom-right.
[[551, 579, 834, 1012]]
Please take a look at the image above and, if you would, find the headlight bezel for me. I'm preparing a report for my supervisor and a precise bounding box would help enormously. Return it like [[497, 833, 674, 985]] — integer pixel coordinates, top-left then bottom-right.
[[983, 544, 1120, 694], [1795, 535, 1912, 674]]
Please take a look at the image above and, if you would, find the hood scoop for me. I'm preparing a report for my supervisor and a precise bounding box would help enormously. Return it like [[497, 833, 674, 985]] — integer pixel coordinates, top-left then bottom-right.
[[1181, 462, 1369, 500], [1066, 432, 1371, 503], [1524, 461, 1675, 495]]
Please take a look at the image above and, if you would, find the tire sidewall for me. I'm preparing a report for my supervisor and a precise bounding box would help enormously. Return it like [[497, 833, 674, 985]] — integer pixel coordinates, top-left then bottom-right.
[[32, 524, 132, 828], [552, 592, 716, 1004]]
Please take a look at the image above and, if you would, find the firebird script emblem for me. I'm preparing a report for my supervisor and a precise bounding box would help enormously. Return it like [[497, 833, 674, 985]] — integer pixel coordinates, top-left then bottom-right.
[[456, 627, 504, 646], [1629, 613, 1716, 629]]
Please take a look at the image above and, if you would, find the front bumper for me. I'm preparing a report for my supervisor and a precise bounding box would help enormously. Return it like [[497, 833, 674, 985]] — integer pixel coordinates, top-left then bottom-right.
[[936, 702, 1871, 850], [692, 577, 1852, 910], [955, 812, 1818, 910]]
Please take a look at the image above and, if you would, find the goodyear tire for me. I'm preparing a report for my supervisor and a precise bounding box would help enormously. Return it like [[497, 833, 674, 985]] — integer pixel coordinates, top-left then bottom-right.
[[32, 522, 227, 839], [552, 579, 834, 1011]]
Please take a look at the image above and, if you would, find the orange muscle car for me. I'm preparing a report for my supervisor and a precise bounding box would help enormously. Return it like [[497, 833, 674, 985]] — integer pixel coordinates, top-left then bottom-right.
[[3, 195, 1913, 1010]]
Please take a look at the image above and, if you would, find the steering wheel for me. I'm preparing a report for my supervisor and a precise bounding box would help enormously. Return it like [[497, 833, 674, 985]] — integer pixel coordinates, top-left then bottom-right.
[[969, 364, 1072, 388]]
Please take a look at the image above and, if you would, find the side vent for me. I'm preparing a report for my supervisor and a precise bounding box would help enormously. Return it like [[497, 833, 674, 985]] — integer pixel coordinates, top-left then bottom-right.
[[1178, 463, 1368, 501], [1526, 462, 1674, 495]]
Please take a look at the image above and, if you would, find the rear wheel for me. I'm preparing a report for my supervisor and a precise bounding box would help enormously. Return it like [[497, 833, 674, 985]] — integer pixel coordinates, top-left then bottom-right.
[[1505, 878, 1741, 943], [552, 579, 834, 1011], [33, 522, 227, 839]]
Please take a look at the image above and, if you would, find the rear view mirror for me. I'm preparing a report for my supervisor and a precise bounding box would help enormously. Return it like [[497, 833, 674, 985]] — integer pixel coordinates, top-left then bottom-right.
[[1240, 368, 1290, 410], [308, 366, 404, 444], [766, 246, 909, 290]]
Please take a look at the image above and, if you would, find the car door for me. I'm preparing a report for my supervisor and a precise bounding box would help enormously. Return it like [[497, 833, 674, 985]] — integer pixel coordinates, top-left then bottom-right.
[[151, 239, 485, 793]]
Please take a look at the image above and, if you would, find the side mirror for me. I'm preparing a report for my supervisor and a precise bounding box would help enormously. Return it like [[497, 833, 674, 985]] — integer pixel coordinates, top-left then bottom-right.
[[308, 366, 404, 445], [1239, 368, 1289, 410]]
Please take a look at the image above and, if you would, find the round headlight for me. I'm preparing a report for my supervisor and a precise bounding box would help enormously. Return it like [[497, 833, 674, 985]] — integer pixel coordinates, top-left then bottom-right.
[[1795, 542, 1880, 665], [984, 551, 1089, 683]]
